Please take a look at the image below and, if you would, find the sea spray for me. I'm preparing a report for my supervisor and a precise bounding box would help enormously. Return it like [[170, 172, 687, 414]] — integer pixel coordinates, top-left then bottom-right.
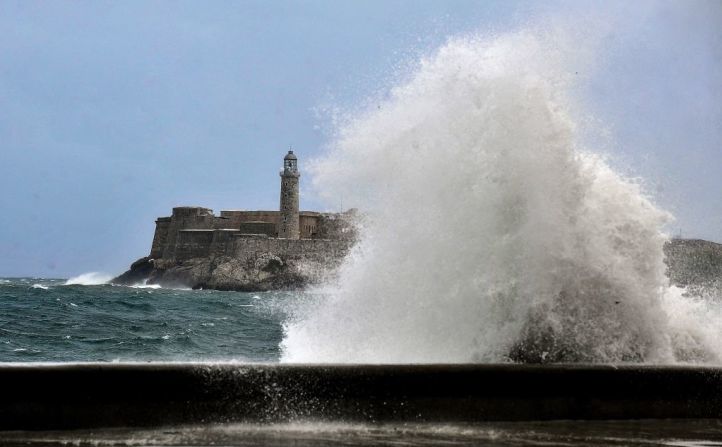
[[281, 30, 721, 363], [64, 272, 113, 286]]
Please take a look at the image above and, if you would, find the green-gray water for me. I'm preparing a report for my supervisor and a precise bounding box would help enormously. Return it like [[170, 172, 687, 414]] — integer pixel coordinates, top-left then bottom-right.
[[0, 278, 287, 362]]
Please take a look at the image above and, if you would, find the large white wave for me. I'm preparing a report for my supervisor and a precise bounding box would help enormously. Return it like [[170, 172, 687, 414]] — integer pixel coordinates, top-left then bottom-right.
[[281, 29, 721, 363], [64, 272, 112, 286]]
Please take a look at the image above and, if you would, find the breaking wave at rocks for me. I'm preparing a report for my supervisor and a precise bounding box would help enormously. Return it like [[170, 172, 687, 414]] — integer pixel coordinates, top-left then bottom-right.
[[281, 29, 722, 363], [64, 272, 113, 286]]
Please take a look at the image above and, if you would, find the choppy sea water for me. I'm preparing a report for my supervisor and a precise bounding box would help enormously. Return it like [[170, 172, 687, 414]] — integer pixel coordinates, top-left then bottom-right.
[[2, 278, 722, 446], [0, 278, 287, 362]]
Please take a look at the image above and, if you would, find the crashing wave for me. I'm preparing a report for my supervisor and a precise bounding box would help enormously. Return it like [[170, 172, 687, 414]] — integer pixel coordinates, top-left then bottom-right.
[[281, 29, 721, 364]]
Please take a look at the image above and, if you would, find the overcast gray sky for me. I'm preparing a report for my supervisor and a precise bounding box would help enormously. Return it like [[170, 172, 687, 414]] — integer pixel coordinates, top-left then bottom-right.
[[1, 0, 720, 278]]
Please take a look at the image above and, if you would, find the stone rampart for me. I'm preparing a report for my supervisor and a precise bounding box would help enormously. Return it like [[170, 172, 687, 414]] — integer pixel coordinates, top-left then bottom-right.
[[208, 229, 242, 257], [230, 236, 347, 262], [150, 217, 171, 259], [299, 213, 319, 238], [212, 216, 237, 230], [175, 229, 215, 259], [152, 208, 355, 260], [173, 229, 348, 263], [238, 221, 277, 237], [162, 207, 215, 259], [219, 210, 280, 229]]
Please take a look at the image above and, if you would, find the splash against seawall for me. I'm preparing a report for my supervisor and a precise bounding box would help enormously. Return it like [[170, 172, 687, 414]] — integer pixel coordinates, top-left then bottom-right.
[[281, 29, 721, 364]]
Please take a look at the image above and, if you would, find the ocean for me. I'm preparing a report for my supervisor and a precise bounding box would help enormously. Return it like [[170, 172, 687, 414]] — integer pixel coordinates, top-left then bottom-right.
[[0, 277, 288, 363]]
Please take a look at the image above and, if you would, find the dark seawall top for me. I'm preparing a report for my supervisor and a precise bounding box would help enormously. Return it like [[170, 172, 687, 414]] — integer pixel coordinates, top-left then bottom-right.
[[0, 363, 720, 430]]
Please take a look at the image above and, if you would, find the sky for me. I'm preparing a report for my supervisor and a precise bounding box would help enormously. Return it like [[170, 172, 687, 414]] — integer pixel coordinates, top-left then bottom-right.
[[0, 0, 720, 278]]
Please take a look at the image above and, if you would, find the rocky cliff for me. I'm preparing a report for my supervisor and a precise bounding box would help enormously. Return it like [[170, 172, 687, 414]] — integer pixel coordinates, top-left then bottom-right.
[[112, 243, 348, 291]]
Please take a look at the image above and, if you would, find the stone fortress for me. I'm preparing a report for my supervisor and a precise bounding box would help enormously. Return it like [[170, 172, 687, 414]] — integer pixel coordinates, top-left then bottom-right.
[[114, 151, 356, 290]]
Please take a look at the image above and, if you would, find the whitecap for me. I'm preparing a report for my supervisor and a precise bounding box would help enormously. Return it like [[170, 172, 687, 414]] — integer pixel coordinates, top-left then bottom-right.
[[31, 284, 49, 290], [130, 283, 162, 289]]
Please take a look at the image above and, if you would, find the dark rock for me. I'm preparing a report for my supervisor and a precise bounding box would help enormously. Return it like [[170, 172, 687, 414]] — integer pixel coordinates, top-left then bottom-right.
[[112, 250, 338, 292], [111, 257, 155, 286]]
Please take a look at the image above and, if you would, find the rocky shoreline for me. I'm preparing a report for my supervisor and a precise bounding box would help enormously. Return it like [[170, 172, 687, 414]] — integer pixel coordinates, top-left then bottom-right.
[[111, 238, 722, 292], [112, 249, 345, 291]]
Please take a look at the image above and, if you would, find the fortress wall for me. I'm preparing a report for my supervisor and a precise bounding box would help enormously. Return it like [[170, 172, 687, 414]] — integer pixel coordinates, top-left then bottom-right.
[[162, 207, 215, 259], [174, 229, 247, 260], [212, 217, 237, 230], [160, 208, 354, 263], [230, 236, 349, 262], [219, 211, 280, 229], [238, 221, 277, 237], [150, 217, 171, 259], [299, 214, 320, 239], [175, 230, 215, 259], [208, 230, 241, 257], [230, 235, 273, 261], [316, 211, 358, 240]]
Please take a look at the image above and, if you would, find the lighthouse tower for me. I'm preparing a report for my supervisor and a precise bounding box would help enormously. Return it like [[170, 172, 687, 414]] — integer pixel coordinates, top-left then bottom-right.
[[278, 150, 300, 239]]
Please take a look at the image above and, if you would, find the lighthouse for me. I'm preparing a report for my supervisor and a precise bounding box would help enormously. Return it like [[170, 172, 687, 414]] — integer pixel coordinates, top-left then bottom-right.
[[278, 150, 300, 239]]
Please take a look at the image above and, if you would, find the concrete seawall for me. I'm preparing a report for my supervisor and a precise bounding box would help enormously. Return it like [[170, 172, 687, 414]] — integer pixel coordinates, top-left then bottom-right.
[[0, 363, 720, 430]]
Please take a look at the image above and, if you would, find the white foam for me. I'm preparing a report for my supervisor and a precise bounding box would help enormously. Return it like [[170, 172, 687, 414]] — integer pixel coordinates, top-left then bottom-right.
[[31, 284, 49, 290], [129, 282, 162, 289], [281, 29, 722, 364], [64, 272, 112, 286]]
